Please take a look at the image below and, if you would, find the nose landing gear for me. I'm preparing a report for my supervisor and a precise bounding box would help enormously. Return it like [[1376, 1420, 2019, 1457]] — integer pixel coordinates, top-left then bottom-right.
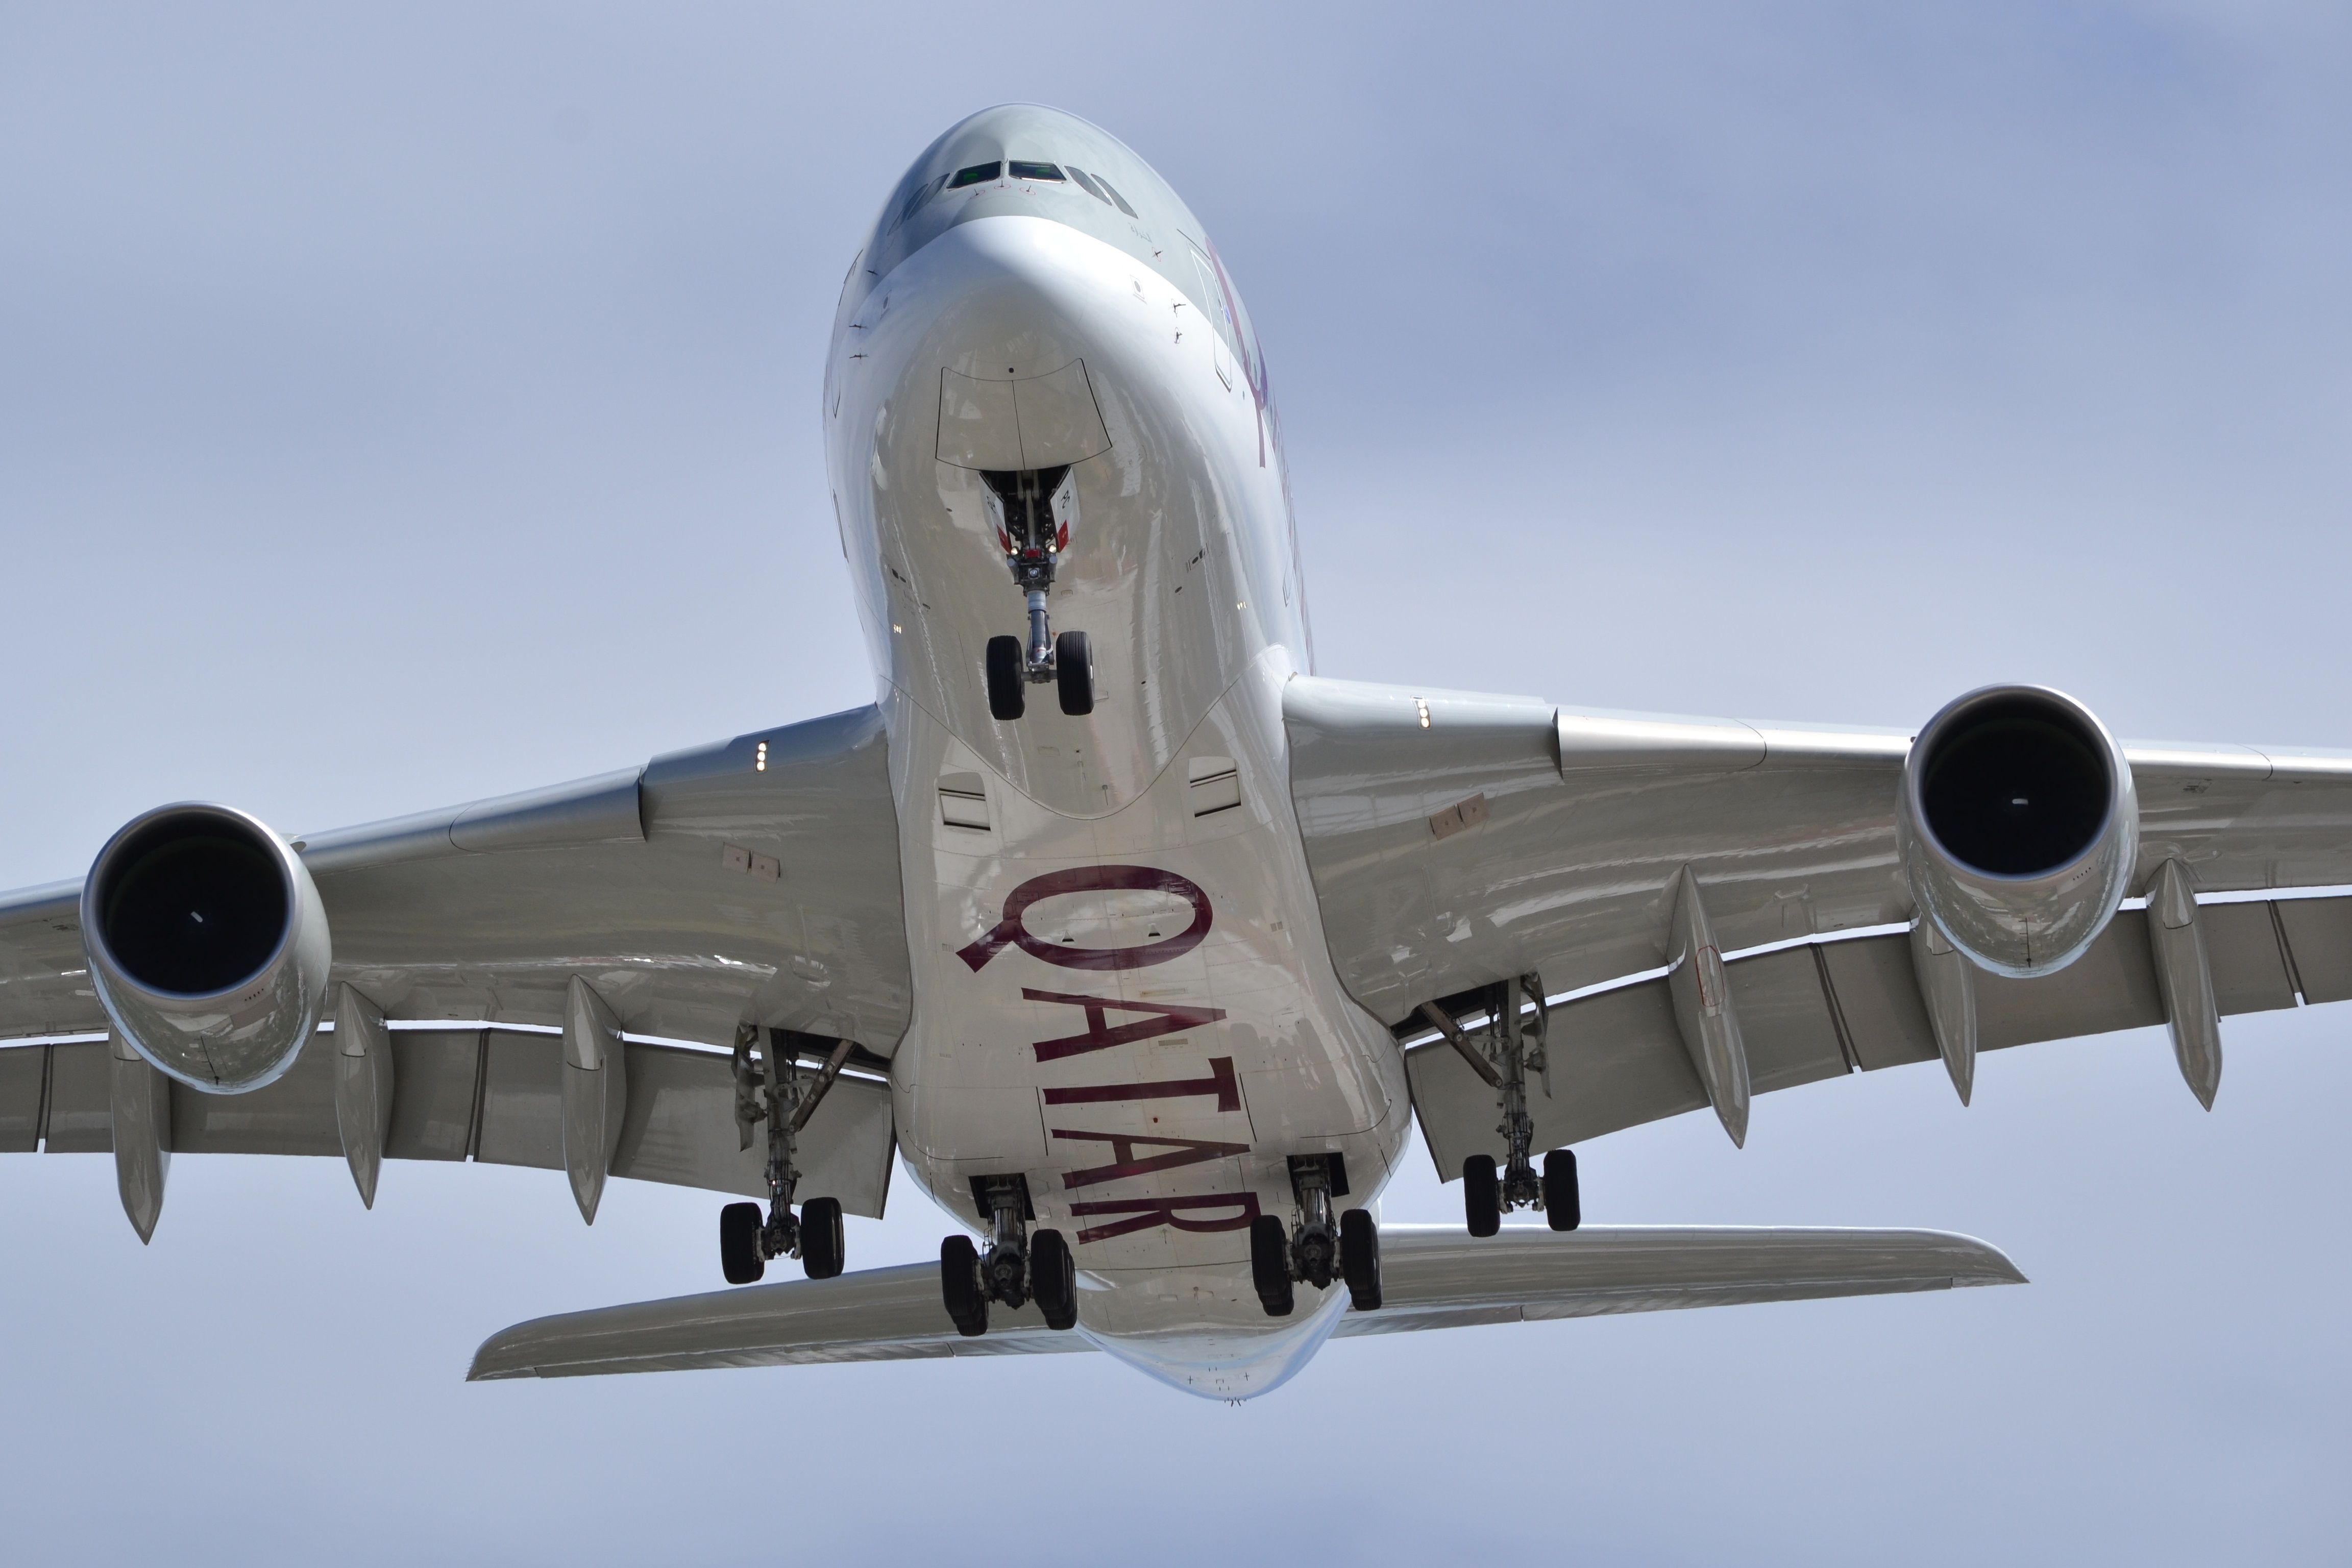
[[986, 629, 1092, 721], [941, 1175, 1079, 1337], [979, 466, 1093, 720], [1251, 1154, 1382, 1317]]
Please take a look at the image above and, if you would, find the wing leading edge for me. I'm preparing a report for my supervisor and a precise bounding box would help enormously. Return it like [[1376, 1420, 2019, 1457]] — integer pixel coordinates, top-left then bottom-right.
[[0, 705, 913, 1228], [1283, 675, 2352, 1163], [1285, 675, 2352, 1024], [0, 704, 913, 1052]]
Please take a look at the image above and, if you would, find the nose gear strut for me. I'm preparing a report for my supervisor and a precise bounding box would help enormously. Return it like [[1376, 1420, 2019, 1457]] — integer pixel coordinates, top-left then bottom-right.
[[979, 467, 1094, 720], [1417, 975, 1582, 1237]]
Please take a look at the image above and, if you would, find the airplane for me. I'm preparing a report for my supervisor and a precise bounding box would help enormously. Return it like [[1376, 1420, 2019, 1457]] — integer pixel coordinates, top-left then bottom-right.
[[4, 102, 2346, 1402]]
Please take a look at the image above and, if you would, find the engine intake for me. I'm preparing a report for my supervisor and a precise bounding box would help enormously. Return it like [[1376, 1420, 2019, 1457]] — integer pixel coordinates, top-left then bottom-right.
[[81, 803, 331, 1092], [1897, 685, 2137, 977]]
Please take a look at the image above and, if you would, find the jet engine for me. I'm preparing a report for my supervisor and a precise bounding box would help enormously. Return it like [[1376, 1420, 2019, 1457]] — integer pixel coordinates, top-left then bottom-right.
[[1896, 684, 2138, 978], [80, 802, 331, 1092]]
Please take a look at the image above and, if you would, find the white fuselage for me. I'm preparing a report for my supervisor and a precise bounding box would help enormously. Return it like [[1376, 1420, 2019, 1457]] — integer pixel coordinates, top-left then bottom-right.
[[826, 201, 1411, 1396]]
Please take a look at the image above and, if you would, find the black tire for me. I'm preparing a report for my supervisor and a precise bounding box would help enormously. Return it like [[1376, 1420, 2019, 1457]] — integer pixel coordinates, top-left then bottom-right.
[[720, 1202, 766, 1284], [1032, 1228, 1078, 1331], [1250, 1213, 1295, 1317], [799, 1195, 845, 1279], [941, 1234, 988, 1337], [1340, 1208, 1382, 1312], [1462, 1155, 1501, 1238], [1543, 1148, 1581, 1232], [1056, 630, 1093, 716], [986, 635, 1025, 722]]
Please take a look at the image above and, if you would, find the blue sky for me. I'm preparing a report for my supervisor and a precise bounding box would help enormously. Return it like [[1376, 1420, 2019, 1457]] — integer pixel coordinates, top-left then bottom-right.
[[2, 4, 2348, 1561]]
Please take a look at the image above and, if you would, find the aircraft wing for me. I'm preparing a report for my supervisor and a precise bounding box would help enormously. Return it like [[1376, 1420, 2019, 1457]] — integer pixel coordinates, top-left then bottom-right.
[[1283, 676, 2352, 1164], [467, 1223, 2019, 1379], [0, 706, 911, 1216], [1400, 895, 2351, 1170]]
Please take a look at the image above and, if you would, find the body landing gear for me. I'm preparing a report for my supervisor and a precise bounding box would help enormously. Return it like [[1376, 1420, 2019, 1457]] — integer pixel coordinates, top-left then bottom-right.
[[1252, 1155, 1382, 1317], [1419, 976, 1581, 1236], [940, 1175, 1079, 1337], [718, 1025, 856, 1283]]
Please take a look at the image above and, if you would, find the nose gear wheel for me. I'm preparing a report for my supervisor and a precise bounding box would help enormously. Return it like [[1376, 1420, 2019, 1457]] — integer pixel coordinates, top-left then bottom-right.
[[977, 467, 1092, 720]]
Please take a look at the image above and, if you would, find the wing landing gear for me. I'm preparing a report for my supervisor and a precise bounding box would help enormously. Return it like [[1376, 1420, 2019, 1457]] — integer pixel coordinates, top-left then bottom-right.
[[1419, 976, 1582, 1236], [940, 1175, 1079, 1336], [1252, 1154, 1382, 1317], [717, 1025, 856, 1283]]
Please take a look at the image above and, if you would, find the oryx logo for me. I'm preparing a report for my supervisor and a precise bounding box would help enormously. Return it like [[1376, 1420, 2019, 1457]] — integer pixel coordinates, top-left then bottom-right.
[[956, 864, 1213, 972]]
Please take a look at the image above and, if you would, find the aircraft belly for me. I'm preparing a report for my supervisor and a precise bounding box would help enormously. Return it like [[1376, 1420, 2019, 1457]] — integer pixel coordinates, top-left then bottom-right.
[[831, 207, 1393, 1377], [885, 659, 1410, 1297]]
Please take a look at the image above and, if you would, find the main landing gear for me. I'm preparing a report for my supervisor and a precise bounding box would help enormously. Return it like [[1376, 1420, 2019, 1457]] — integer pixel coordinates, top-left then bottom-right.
[[718, 1024, 857, 1284], [1417, 975, 1581, 1238], [979, 465, 1094, 721], [1250, 1154, 1382, 1317], [940, 1175, 1080, 1338]]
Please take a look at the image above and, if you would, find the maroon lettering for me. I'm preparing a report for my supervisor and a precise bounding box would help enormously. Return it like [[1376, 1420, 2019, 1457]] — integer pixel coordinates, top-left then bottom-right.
[[1021, 988, 1228, 1063], [957, 865, 1214, 973], [1068, 1191, 1263, 1244], [1041, 1057, 1241, 1113], [1051, 1129, 1253, 1189]]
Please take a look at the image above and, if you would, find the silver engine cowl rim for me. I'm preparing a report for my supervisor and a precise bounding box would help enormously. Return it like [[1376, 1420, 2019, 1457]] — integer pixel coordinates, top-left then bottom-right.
[[79, 801, 332, 1093], [1897, 683, 2138, 979]]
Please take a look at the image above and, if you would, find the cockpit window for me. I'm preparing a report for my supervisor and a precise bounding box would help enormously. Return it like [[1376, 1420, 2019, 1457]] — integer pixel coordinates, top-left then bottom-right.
[[894, 173, 946, 230], [1092, 175, 1138, 218], [1008, 160, 1064, 182], [1066, 166, 1110, 203], [948, 162, 1002, 189]]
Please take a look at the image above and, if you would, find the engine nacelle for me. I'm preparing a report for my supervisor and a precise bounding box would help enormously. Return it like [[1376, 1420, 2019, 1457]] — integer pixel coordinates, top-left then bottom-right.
[[80, 803, 332, 1093], [1897, 685, 2138, 978]]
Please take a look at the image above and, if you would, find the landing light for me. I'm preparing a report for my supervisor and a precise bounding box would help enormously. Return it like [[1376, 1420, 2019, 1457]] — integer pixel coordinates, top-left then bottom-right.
[[755, 741, 768, 773]]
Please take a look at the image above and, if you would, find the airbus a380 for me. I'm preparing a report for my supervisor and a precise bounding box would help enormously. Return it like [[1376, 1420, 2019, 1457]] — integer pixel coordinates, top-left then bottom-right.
[[7, 104, 2350, 1400]]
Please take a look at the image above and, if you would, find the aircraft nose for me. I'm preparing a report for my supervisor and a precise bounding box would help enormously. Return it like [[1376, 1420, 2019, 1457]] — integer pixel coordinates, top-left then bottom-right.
[[890, 217, 1124, 475]]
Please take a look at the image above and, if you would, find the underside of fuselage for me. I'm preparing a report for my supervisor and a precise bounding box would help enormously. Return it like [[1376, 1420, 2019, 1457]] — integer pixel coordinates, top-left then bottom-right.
[[828, 105, 1405, 1398]]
